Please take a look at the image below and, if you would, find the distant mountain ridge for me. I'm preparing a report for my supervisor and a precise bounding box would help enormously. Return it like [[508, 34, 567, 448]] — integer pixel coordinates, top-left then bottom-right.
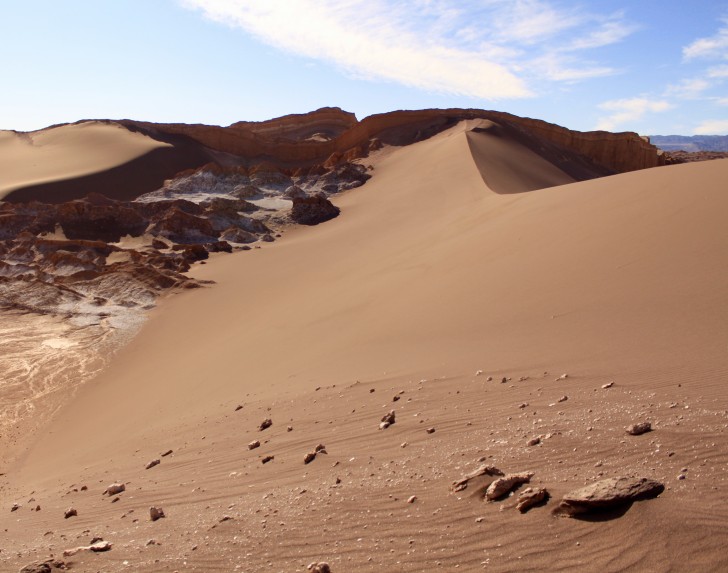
[[650, 135, 728, 152]]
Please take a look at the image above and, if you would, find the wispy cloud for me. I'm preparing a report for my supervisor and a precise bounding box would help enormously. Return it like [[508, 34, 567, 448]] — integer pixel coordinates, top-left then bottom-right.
[[595, 97, 672, 131], [666, 77, 712, 99], [683, 18, 728, 60], [181, 0, 636, 99], [693, 119, 728, 134]]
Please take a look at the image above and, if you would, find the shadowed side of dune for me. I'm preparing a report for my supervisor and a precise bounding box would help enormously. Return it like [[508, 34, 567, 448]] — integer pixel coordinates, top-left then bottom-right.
[[3, 135, 214, 204], [465, 119, 615, 194]]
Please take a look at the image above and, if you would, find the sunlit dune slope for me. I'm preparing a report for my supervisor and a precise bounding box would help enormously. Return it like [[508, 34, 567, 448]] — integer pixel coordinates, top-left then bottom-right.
[[17, 121, 728, 485]]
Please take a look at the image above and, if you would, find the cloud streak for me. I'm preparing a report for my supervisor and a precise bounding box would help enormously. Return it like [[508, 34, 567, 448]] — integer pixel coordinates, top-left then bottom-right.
[[683, 18, 728, 60], [182, 0, 635, 100]]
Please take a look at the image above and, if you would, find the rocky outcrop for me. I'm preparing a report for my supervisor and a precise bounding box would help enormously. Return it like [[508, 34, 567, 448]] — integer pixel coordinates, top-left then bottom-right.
[[4, 108, 665, 204], [122, 108, 665, 183], [290, 193, 340, 226]]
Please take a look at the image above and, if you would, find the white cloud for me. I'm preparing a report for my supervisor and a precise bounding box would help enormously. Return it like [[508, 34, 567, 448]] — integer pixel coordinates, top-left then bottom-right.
[[595, 98, 672, 131], [693, 119, 728, 134], [666, 77, 712, 99], [716, 97, 728, 105], [683, 19, 728, 60], [181, 0, 636, 99], [708, 65, 728, 78]]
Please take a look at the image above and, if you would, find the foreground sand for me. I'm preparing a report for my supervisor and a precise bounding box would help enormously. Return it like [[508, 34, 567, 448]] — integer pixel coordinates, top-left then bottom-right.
[[2, 122, 728, 571]]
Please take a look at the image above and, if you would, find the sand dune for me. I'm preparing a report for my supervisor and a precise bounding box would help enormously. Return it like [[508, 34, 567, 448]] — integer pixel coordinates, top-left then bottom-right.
[[4, 121, 728, 571], [0, 122, 170, 200]]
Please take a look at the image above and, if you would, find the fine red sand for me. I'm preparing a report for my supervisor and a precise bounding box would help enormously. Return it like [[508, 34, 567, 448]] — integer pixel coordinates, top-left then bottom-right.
[[2, 121, 728, 572]]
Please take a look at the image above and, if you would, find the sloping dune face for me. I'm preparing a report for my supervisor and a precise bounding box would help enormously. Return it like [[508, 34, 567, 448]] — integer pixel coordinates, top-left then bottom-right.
[[0, 122, 171, 200], [7, 123, 728, 571]]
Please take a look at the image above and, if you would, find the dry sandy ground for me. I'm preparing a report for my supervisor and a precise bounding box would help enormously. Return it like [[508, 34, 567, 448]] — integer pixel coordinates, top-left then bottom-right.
[[2, 121, 728, 572], [0, 122, 170, 201]]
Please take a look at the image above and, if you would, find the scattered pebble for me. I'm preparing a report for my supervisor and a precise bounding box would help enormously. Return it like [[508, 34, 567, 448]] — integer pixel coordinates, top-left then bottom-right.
[[626, 422, 652, 436]]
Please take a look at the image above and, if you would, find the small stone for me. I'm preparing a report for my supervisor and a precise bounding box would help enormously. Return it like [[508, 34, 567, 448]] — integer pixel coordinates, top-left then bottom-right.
[[486, 376, 493, 381], [259, 418, 273, 431], [104, 483, 125, 496], [248, 440, 261, 450], [287, 426, 293, 432], [601, 382, 614, 389], [64, 507, 77, 519], [678, 474, 686, 480], [527, 437, 541, 447], [393, 395, 400, 402], [426, 427, 436, 434], [307, 563, 331, 573], [63, 540, 112, 557], [149, 506, 165, 521], [304, 452, 317, 465], [407, 495, 417, 504], [557, 395, 568, 403], [475, 370, 483, 376], [145, 459, 161, 470], [262, 455, 274, 464], [501, 377, 508, 383], [515, 487, 548, 513], [235, 405, 243, 411], [379, 410, 396, 429], [626, 422, 652, 436], [452, 465, 504, 492], [160, 450, 173, 457], [485, 472, 534, 501], [11, 503, 20, 512]]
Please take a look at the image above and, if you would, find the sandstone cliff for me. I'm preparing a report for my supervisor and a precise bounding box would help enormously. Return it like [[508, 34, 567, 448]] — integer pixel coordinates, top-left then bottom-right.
[[124, 108, 664, 175], [3, 108, 665, 204]]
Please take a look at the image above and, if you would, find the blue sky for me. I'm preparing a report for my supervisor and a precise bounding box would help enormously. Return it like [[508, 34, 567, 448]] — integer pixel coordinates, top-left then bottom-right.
[[2, 0, 727, 134]]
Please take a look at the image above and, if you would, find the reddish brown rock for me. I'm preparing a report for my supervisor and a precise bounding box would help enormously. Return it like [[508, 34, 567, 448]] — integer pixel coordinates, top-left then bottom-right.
[[485, 472, 534, 501], [515, 487, 548, 513], [554, 477, 665, 516], [452, 465, 505, 492], [291, 193, 340, 225]]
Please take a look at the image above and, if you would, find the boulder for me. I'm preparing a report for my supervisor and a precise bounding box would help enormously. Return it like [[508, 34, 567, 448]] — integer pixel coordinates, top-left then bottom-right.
[[290, 193, 340, 225], [554, 477, 665, 516]]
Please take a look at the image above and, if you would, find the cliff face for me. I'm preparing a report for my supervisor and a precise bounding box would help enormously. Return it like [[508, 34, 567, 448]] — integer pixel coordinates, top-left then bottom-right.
[[123, 108, 664, 175], [4, 108, 665, 204]]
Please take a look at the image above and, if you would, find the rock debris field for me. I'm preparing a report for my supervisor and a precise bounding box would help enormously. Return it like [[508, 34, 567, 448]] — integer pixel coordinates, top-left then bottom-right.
[[3, 368, 727, 572]]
